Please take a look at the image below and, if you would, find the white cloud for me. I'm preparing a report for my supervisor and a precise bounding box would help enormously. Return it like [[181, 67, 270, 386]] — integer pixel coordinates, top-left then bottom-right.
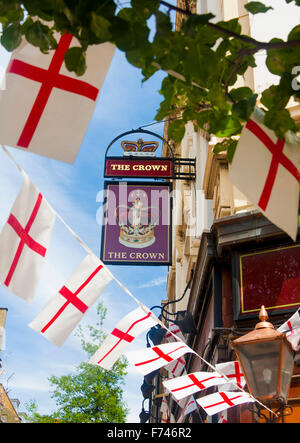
[[135, 276, 167, 289]]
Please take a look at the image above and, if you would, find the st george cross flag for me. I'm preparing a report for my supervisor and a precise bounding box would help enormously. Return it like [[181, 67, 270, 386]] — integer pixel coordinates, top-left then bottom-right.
[[165, 356, 186, 378], [196, 391, 254, 416], [163, 371, 225, 401], [177, 396, 198, 423], [215, 361, 246, 390], [29, 254, 112, 346], [228, 112, 300, 240], [125, 341, 194, 376], [160, 396, 170, 423], [165, 322, 186, 378], [218, 412, 228, 423], [0, 175, 55, 302], [165, 322, 186, 343], [278, 307, 300, 351], [0, 34, 115, 163], [89, 305, 159, 370]]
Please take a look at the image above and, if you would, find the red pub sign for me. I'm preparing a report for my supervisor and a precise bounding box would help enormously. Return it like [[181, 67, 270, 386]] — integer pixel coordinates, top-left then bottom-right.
[[105, 158, 173, 179]]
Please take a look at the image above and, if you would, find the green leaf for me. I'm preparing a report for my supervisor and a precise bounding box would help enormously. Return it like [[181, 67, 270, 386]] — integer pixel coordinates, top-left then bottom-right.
[[266, 39, 300, 77], [168, 119, 186, 143], [265, 39, 286, 75], [64, 47, 87, 76], [213, 138, 238, 163], [261, 84, 290, 110], [244, 1, 273, 14], [264, 108, 296, 138], [0, 2, 24, 25], [155, 10, 172, 40], [114, 10, 150, 51], [91, 13, 112, 42], [25, 21, 52, 53], [230, 87, 254, 102], [207, 84, 229, 110], [131, 0, 160, 20], [216, 18, 242, 35], [184, 43, 218, 86], [155, 98, 173, 122], [1, 23, 21, 51], [182, 13, 215, 38], [288, 24, 300, 41], [232, 94, 257, 121], [227, 139, 238, 163], [214, 114, 242, 137]]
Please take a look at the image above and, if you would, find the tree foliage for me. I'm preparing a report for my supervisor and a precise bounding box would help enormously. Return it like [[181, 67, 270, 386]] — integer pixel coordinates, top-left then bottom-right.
[[0, 0, 300, 160], [25, 302, 128, 423]]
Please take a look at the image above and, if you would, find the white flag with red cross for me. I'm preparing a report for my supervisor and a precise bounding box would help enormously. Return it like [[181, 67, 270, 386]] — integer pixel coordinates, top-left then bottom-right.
[[89, 305, 159, 370], [278, 307, 300, 351], [0, 175, 55, 302], [0, 33, 115, 163], [165, 322, 186, 343], [29, 254, 112, 346], [228, 112, 300, 240], [165, 356, 186, 378], [215, 361, 246, 390], [164, 322, 186, 378], [125, 341, 194, 376], [218, 412, 228, 423], [160, 396, 170, 423], [196, 391, 255, 416], [163, 371, 225, 401], [177, 396, 198, 423]]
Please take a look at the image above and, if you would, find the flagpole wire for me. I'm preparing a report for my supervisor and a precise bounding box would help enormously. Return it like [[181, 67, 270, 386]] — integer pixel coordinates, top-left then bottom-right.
[[0, 144, 277, 418]]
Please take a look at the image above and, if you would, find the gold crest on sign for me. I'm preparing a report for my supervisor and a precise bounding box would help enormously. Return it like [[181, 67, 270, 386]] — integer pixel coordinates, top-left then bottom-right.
[[121, 139, 159, 157]]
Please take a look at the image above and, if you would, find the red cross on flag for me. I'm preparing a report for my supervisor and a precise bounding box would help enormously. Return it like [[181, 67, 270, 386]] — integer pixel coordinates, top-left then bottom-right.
[[215, 361, 246, 390], [164, 322, 186, 378], [228, 112, 300, 240], [163, 371, 225, 401], [278, 307, 300, 351], [165, 322, 185, 343], [196, 391, 254, 416], [125, 341, 194, 375], [165, 356, 186, 378], [0, 34, 115, 163], [0, 175, 55, 302], [88, 305, 159, 370], [29, 254, 112, 346]]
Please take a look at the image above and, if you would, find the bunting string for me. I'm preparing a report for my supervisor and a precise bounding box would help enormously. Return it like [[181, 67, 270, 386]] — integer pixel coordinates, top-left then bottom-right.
[[0, 144, 277, 418]]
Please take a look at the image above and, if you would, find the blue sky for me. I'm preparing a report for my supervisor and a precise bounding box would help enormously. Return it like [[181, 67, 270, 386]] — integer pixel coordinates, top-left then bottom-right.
[[0, 36, 170, 422]]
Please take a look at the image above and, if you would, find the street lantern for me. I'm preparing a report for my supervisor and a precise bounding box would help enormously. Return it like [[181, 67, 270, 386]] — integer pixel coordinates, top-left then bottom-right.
[[231, 306, 294, 407]]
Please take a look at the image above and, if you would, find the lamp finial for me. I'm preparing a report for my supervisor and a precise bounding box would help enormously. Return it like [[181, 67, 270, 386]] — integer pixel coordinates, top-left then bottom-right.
[[259, 305, 268, 322]]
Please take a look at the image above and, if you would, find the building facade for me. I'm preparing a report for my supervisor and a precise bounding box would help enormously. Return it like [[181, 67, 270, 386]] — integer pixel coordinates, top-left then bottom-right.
[[148, 0, 300, 424]]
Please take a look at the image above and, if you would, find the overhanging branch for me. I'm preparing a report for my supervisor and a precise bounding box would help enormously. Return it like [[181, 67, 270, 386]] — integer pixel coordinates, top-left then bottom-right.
[[159, 0, 300, 51]]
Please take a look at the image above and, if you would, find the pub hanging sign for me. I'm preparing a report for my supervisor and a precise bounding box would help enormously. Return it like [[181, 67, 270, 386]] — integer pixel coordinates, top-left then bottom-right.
[[100, 181, 172, 266], [100, 128, 195, 266]]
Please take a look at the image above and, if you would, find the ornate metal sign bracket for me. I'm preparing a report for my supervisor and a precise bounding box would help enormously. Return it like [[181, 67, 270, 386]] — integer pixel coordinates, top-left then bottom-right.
[[104, 128, 196, 181]]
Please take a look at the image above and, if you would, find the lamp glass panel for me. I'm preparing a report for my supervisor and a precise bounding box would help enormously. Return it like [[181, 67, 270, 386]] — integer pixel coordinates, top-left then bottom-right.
[[280, 343, 294, 401], [237, 340, 281, 398]]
